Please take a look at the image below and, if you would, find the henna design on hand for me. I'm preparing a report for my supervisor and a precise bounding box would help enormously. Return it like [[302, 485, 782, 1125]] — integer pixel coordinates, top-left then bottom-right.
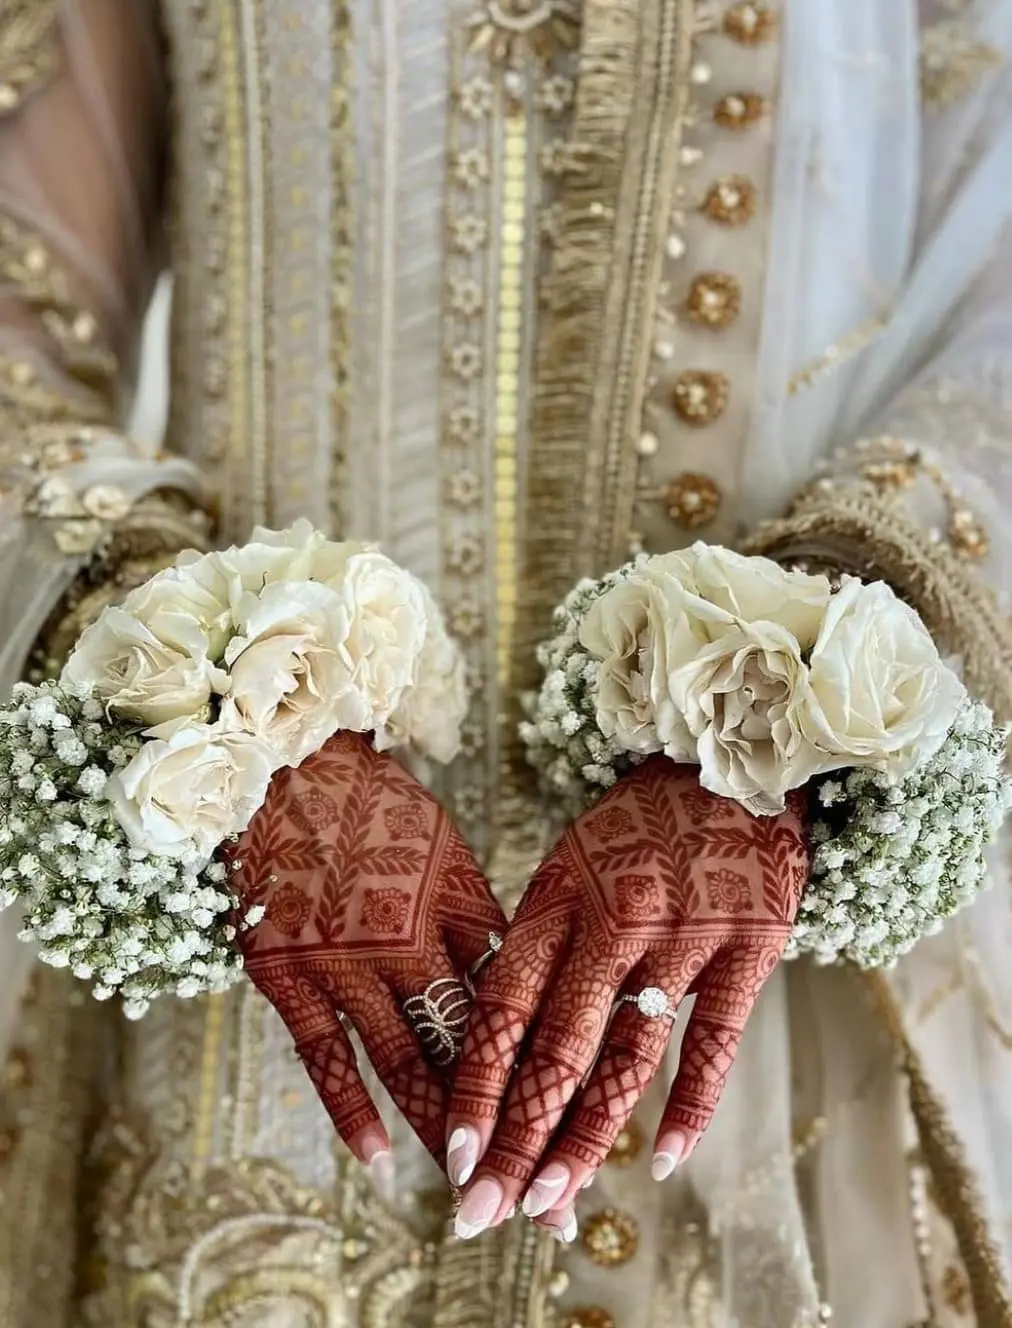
[[227, 731, 506, 1166], [449, 756, 809, 1223]]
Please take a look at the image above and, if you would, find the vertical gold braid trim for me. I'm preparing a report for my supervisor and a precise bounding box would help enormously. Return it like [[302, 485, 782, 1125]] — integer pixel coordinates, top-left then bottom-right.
[[329, 2, 352, 537], [863, 971, 1012, 1328], [509, 0, 694, 711], [487, 0, 694, 895], [217, 5, 255, 537]]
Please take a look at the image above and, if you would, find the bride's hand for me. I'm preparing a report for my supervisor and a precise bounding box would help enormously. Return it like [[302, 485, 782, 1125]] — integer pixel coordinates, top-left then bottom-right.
[[227, 731, 507, 1174], [445, 757, 809, 1238]]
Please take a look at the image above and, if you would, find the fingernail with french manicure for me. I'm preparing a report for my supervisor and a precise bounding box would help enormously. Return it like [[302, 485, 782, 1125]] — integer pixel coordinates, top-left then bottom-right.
[[553, 1213, 578, 1245], [651, 1130, 687, 1182], [447, 1126, 480, 1187], [522, 1163, 571, 1218], [368, 1149, 396, 1199], [455, 1177, 504, 1240]]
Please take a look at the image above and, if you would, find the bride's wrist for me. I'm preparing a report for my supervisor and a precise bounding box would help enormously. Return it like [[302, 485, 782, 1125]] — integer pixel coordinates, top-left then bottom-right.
[[523, 543, 1010, 968], [0, 522, 466, 1016]]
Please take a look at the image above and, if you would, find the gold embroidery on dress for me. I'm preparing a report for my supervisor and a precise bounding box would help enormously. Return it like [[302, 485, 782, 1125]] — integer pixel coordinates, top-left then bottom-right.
[[0, 212, 118, 392], [79, 1122, 436, 1328], [437, 2, 579, 849], [511, 0, 696, 719], [920, 16, 1002, 114], [0, 0, 59, 114], [0, 968, 104, 1328]]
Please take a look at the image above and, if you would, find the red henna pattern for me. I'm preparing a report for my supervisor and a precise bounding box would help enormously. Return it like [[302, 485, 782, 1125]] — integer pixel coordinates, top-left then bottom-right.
[[452, 756, 809, 1199], [227, 731, 507, 1163]]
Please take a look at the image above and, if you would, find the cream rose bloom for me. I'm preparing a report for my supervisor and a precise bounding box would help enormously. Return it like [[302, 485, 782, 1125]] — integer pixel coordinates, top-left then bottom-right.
[[653, 543, 832, 648], [800, 578, 966, 776], [194, 520, 364, 611], [107, 703, 279, 859], [225, 579, 373, 765], [383, 595, 468, 763], [669, 620, 825, 814], [579, 569, 730, 758], [121, 562, 233, 660], [337, 549, 430, 721], [62, 607, 228, 727]]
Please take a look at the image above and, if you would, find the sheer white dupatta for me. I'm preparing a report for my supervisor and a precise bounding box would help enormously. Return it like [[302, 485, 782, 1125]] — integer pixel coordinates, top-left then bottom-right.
[[686, 2, 1012, 1323]]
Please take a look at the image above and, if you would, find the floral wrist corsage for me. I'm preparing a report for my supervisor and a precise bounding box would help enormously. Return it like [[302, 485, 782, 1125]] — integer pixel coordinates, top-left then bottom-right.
[[0, 520, 466, 1016], [522, 543, 1010, 967]]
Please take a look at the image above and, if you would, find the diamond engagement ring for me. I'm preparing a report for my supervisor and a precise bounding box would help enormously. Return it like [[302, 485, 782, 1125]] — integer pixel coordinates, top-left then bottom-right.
[[618, 987, 678, 1021], [466, 931, 503, 991]]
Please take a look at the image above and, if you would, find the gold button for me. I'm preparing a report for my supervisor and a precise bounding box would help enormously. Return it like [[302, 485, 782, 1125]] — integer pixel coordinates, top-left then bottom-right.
[[664, 472, 723, 528], [948, 508, 989, 560], [671, 371, 729, 426], [607, 1118, 645, 1166], [700, 176, 756, 226], [564, 1311, 616, 1328], [724, 3, 778, 44], [0, 83, 18, 111], [4, 1049, 30, 1090], [581, 1208, 639, 1268], [685, 272, 741, 328], [713, 92, 767, 129]]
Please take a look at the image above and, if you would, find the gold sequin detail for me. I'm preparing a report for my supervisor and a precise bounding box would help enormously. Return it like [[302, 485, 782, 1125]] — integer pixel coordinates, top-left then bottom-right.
[[581, 1208, 639, 1268], [920, 20, 1002, 113], [664, 471, 723, 527], [713, 91, 766, 129], [850, 436, 991, 561], [685, 271, 741, 328], [723, 2, 778, 45], [700, 175, 756, 225], [563, 1309, 616, 1328], [671, 370, 729, 425], [0, 0, 60, 114], [606, 1118, 645, 1166]]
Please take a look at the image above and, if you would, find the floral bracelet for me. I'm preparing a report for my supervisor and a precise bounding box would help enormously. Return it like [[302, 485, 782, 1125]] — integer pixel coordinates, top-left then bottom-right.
[[0, 521, 467, 1016], [521, 543, 1011, 967]]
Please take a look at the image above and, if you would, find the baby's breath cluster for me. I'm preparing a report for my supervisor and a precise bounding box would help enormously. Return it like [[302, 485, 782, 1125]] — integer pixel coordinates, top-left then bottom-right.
[[0, 681, 250, 1018], [792, 700, 1012, 967], [520, 564, 640, 818]]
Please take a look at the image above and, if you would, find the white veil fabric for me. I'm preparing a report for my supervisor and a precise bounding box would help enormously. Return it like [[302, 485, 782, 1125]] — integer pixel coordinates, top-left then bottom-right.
[[689, 1, 1012, 1322]]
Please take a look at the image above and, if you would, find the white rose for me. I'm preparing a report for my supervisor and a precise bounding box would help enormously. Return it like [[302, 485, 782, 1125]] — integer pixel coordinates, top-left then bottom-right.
[[670, 619, 826, 814], [382, 599, 468, 763], [580, 568, 732, 758], [800, 579, 966, 776], [107, 703, 278, 859], [226, 579, 372, 765], [338, 549, 430, 723], [652, 543, 832, 648], [62, 607, 227, 727], [193, 521, 365, 611], [121, 561, 233, 660]]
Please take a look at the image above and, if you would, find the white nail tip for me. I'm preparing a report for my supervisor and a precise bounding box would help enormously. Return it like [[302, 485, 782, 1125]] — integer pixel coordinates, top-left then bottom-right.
[[651, 1152, 677, 1182]]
